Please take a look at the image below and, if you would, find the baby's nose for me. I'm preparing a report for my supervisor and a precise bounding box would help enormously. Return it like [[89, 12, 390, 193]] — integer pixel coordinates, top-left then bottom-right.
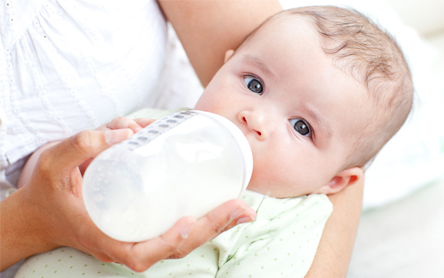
[[238, 111, 268, 140]]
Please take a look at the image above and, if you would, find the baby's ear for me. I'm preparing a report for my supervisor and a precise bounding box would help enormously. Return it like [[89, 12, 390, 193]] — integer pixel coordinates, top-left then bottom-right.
[[224, 50, 235, 63], [315, 167, 364, 195]]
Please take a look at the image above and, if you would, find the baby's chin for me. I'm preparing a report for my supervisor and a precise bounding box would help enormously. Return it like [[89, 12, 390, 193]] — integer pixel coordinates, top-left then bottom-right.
[[245, 186, 273, 197], [246, 176, 323, 198], [246, 183, 304, 199]]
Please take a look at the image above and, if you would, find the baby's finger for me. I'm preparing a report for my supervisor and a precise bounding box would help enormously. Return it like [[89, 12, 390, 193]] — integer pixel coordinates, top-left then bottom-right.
[[133, 118, 156, 128], [107, 116, 142, 133]]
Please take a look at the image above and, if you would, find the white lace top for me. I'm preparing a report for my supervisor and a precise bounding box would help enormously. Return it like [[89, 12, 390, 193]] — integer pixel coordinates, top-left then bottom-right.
[[0, 0, 167, 194]]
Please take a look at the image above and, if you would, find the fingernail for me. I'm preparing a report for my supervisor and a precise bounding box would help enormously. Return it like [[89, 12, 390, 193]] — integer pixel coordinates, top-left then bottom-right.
[[180, 221, 195, 239], [237, 216, 254, 225], [134, 127, 143, 133], [105, 130, 128, 145], [229, 206, 247, 221]]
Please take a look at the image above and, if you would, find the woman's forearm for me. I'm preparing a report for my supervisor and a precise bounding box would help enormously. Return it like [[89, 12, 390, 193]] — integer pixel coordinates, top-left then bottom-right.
[[306, 177, 364, 277], [0, 188, 56, 271], [158, 0, 282, 87]]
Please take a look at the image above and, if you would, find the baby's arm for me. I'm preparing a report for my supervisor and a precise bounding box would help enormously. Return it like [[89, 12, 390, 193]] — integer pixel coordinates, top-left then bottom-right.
[[17, 117, 155, 188]]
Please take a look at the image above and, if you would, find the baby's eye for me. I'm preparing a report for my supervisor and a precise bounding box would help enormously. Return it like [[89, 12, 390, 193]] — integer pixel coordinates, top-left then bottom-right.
[[243, 75, 263, 94], [290, 119, 310, 136]]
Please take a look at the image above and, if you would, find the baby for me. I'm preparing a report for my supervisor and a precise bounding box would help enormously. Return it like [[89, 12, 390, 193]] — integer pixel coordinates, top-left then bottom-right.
[[15, 5, 412, 278]]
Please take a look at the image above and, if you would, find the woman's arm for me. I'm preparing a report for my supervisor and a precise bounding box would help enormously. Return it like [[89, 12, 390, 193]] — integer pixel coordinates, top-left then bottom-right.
[[158, 0, 282, 87], [306, 176, 364, 277]]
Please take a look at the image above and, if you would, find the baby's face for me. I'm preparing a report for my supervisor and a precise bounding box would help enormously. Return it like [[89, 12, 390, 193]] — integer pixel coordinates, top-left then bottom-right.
[[195, 17, 369, 197]]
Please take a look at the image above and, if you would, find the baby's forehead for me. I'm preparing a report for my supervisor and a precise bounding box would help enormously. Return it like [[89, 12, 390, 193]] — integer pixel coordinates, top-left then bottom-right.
[[241, 12, 319, 49]]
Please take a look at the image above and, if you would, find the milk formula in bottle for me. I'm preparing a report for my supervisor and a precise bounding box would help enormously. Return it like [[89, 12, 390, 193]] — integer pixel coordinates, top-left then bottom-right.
[[82, 111, 253, 242]]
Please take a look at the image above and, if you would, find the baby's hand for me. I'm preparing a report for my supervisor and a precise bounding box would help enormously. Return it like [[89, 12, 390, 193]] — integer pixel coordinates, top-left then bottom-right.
[[79, 117, 156, 174]]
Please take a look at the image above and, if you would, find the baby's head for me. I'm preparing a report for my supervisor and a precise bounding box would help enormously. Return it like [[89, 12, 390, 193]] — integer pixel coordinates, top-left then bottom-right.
[[195, 6, 413, 198]]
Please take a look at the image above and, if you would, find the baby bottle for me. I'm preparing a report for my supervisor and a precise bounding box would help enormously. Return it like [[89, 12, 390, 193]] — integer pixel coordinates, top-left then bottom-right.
[[82, 110, 253, 242]]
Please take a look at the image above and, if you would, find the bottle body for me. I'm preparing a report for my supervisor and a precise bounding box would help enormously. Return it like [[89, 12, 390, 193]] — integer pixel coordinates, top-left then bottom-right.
[[83, 111, 252, 242]]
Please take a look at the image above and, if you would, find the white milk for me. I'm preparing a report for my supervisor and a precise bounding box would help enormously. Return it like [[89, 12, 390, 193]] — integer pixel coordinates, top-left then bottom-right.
[[82, 111, 252, 242]]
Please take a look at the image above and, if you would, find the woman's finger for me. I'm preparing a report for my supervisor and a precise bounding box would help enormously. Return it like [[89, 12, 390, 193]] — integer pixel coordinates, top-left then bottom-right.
[[169, 199, 256, 258], [41, 129, 132, 174], [96, 123, 109, 131], [133, 118, 156, 128], [107, 116, 143, 133], [219, 206, 257, 233], [97, 117, 155, 134], [127, 216, 196, 272], [79, 199, 250, 272], [88, 216, 195, 272]]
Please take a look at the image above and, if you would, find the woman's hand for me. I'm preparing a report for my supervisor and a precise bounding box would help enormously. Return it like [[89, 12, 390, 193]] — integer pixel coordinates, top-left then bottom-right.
[[0, 118, 256, 272]]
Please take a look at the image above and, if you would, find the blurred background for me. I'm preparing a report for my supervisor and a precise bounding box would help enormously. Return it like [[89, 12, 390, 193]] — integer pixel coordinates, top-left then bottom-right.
[[347, 0, 444, 277], [148, 0, 444, 277]]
